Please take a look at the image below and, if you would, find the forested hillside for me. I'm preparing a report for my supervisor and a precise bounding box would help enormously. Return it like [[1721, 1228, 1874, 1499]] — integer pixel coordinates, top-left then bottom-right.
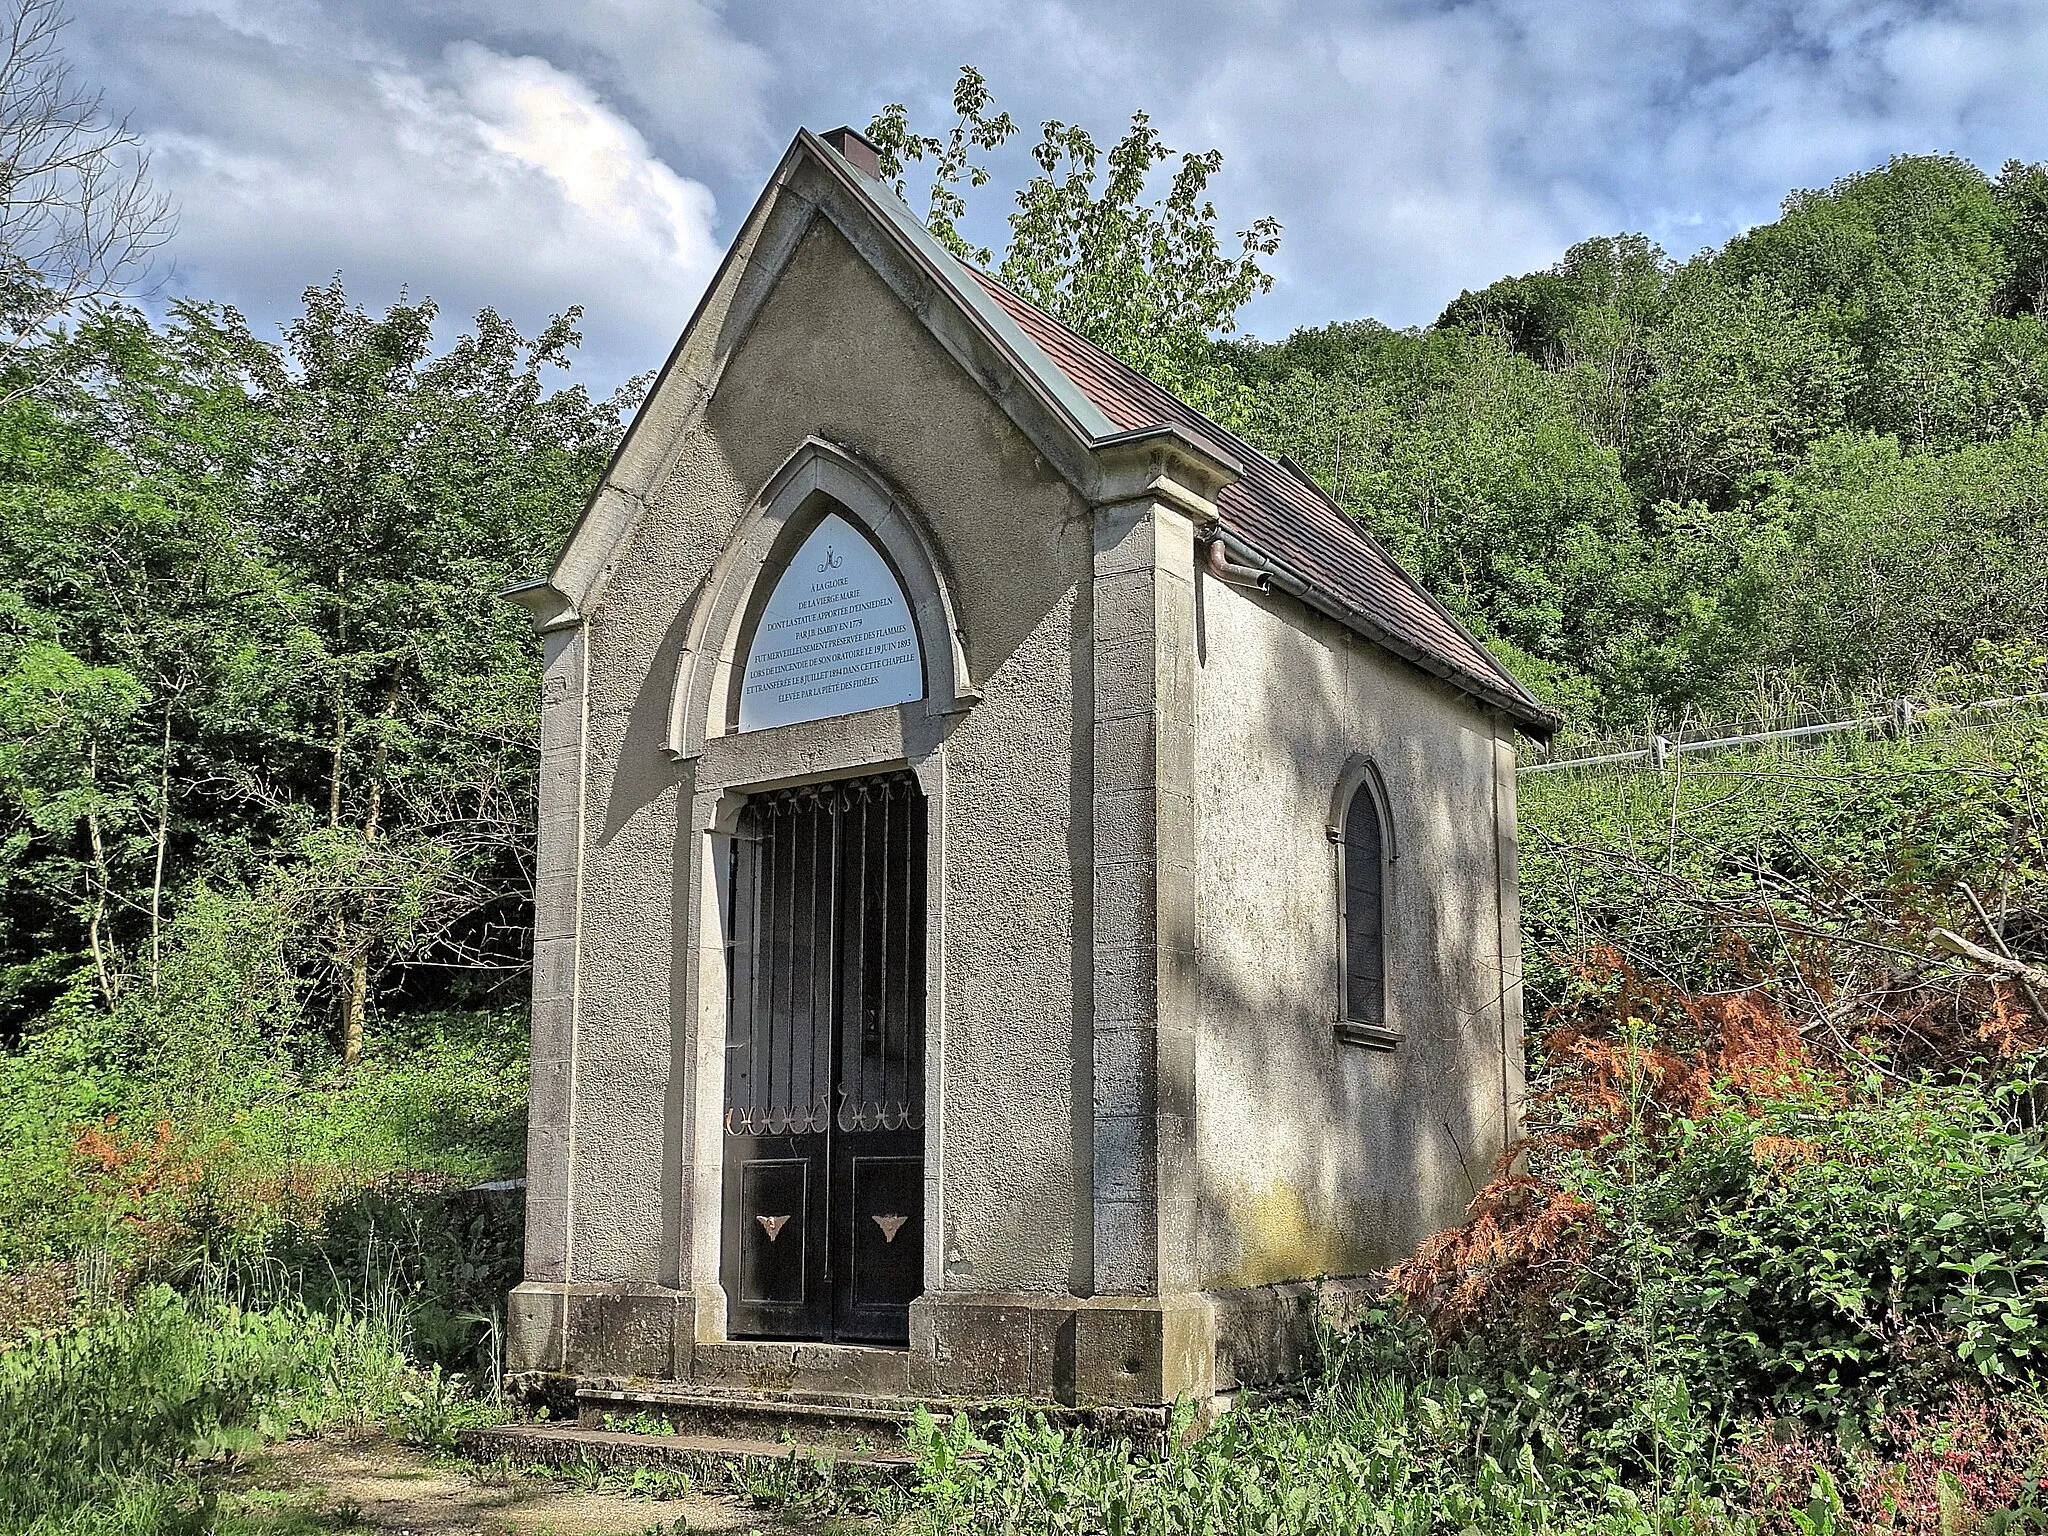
[[1210, 154, 2048, 735], [3, 50, 2047, 1535]]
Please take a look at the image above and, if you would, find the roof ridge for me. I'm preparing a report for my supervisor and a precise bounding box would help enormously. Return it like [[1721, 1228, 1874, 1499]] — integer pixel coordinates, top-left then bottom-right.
[[961, 267, 1550, 727]]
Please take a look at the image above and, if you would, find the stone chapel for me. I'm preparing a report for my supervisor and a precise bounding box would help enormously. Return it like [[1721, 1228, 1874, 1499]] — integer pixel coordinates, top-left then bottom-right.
[[502, 125, 1557, 1415]]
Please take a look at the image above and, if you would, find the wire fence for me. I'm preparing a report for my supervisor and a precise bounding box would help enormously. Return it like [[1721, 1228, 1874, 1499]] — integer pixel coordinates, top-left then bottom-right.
[[1519, 691, 2048, 777]]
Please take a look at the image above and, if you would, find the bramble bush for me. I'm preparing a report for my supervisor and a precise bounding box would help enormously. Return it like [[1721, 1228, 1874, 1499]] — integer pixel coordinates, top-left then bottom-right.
[[1382, 716, 2048, 1528]]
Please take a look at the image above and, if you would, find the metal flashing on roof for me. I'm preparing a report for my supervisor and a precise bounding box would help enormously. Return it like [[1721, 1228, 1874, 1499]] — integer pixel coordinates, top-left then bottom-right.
[[802, 129, 1122, 445], [810, 126, 1554, 736]]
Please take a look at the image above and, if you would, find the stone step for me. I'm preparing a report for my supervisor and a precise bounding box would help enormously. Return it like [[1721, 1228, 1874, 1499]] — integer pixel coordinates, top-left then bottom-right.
[[456, 1421, 919, 1474], [576, 1381, 948, 1450], [688, 1339, 915, 1397]]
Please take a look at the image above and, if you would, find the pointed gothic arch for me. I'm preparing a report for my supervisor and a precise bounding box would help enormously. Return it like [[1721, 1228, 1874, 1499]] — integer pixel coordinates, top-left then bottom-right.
[[1329, 752, 1400, 1048], [665, 439, 979, 758]]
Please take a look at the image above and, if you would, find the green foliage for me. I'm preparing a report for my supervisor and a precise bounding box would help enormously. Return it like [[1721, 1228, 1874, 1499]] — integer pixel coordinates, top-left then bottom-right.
[[1641, 273, 1856, 503], [1226, 152, 2048, 733], [1517, 708, 2048, 1008], [1752, 433, 2048, 699], [0, 1002, 527, 1275], [0, 1285, 417, 1534], [905, 1370, 1741, 1535], [0, 282, 628, 1058], [1520, 1078, 2048, 1444], [869, 66, 1280, 395], [865, 65, 1017, 263]]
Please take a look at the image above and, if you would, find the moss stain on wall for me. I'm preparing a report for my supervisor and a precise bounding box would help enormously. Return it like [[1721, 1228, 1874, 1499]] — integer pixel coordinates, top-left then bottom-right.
[[1211, 1179, 1373, 1289]]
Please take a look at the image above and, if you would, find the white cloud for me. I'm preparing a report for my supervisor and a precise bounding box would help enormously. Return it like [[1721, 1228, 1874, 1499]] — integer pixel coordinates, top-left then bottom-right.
[[459, 0, 774, 171], [78, 2, 736, 387], [424, 41, 720, 295]]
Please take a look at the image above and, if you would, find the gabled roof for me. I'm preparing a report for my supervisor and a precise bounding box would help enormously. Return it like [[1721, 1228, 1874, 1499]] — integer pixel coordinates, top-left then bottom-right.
[[965, 268, 1555, 734], [532, 125, 1555, 736]]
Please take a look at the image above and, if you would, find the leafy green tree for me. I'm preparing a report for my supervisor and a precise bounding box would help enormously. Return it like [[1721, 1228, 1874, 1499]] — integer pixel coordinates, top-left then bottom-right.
[[1994, 158, 2048, 317], [867, 66, 1280, 394], [1752, 428, 2048, 697], [1712, 154, 2008, 320], [1641, 272, 1856, 504], [864, 65, 1016, 264], [0, 284, 630, 1062], [243, 283, 631, 1063], [1213, 323, 1644, 708], [0, 301, 280, 1029]]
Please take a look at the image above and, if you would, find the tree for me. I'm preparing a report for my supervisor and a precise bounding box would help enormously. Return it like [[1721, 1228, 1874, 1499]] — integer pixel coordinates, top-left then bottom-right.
[[1753, 429, 2048, 698], [0, 0, 173, 379], [249, 282, 632, 1064], [1994, 158, 2048, 318], [0, 285, 632, 1063], [866, 67, 1279, 393], [0, 301, 278, 1032], [1641, 272, 1856, 504]]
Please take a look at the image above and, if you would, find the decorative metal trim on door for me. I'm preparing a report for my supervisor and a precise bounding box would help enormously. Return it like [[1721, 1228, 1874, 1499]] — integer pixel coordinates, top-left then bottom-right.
[[720, 770, 927, 1344]]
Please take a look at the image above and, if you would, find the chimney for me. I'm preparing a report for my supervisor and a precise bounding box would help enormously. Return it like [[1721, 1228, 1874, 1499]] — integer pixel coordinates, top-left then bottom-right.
[[820, 125, 881, 178]]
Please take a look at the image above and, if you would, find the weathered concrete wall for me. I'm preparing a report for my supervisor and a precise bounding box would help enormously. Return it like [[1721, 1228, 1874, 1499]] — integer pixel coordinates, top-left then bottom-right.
[[533, 211, 1096, 1320], [1189, 571, 1519, 1288]]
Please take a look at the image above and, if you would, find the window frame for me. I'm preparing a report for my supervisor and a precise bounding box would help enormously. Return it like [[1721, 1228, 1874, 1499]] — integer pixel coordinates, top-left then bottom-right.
[[1328, 756, 1400, 1050]]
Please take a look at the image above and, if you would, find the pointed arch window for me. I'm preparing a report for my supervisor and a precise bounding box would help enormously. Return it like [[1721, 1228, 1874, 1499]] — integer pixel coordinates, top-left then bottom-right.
[[1336, 774, 1398, 1049]]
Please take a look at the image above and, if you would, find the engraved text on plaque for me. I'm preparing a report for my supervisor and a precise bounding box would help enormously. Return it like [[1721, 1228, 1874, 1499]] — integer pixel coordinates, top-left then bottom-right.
[[737, 513, 924, 732]]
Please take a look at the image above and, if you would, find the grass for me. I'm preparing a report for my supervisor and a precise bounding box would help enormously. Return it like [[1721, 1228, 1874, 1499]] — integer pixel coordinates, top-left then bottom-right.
[[898, 1362, 2048, 1536], [0, 1009, 526, 1534], [0, 1285, 408, 1534]]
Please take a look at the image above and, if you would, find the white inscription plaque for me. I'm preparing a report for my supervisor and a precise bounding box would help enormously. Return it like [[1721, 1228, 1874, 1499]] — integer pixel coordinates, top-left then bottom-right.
[[737, 513, 925, 732]]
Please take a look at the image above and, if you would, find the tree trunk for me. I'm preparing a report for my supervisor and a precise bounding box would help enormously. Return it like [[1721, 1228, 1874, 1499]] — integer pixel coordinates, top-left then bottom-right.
[[148, 705, 172, 997], [84, 737, 116, 1007], [339, 912, 365, 1069], [328, 686, 347, 831], [340, 685, 399, 1070]]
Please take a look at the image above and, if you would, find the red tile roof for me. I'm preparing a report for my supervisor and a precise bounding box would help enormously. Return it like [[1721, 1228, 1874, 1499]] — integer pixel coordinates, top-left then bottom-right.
[[967, 268, 1551, 730]]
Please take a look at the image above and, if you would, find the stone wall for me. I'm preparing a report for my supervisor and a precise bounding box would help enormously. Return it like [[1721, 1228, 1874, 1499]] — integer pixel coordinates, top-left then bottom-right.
[[1188, 572, 1523, 1288]]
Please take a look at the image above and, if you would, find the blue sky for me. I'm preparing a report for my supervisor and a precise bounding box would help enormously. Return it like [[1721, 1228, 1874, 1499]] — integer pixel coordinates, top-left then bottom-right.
[[71, 0, 2048, 393]]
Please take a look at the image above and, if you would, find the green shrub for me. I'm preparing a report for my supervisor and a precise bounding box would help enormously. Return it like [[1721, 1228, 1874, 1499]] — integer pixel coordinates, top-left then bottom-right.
[[0, 1008, 525, 1279]]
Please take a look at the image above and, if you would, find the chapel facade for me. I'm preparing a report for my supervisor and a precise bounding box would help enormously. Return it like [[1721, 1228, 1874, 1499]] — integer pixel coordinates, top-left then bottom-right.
[[503, 126, 1555, 1412]]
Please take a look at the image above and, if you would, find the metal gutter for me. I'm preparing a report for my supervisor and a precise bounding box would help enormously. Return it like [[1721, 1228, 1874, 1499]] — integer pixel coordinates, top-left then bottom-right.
[[1206, 527, 1561, 739]]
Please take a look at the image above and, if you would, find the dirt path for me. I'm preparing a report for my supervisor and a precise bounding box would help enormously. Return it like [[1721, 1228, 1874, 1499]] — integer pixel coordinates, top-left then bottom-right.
[[225, 1432, 850, 1535]]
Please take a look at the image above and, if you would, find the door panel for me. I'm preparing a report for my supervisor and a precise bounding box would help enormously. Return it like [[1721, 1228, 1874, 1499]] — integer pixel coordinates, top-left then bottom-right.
[[721, 772, 925, 1344], [837, 1151, 923, 1341], [736, 1156, 813, 1307]]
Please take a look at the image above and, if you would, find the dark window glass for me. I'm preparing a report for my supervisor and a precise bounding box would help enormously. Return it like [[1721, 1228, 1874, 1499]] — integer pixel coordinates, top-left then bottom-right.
[[1342, 785, 1385, 1025]]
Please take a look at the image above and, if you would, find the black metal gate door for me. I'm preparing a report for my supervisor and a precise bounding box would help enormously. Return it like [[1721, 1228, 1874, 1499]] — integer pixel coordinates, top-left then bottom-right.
[[721, 771, 926, 1344]]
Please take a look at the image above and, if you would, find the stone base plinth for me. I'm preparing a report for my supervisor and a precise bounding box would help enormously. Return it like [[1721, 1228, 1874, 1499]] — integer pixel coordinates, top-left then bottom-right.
[[507, 1282, 696, 1381], [506, 1277, 1381, 1409]]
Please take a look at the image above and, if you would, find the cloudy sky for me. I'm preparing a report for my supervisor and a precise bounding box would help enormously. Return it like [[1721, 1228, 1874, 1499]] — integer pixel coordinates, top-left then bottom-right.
[[71, 0, 2048, 393]]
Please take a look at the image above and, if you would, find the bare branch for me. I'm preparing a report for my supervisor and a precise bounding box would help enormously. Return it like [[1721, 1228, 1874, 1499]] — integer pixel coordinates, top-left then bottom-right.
[[0, 0, 175, 385], [1930, 927, 2048, 995]]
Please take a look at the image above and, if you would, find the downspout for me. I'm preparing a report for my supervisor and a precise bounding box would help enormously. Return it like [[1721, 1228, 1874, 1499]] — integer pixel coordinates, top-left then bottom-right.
[[1202, 534, 1271, 591]]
